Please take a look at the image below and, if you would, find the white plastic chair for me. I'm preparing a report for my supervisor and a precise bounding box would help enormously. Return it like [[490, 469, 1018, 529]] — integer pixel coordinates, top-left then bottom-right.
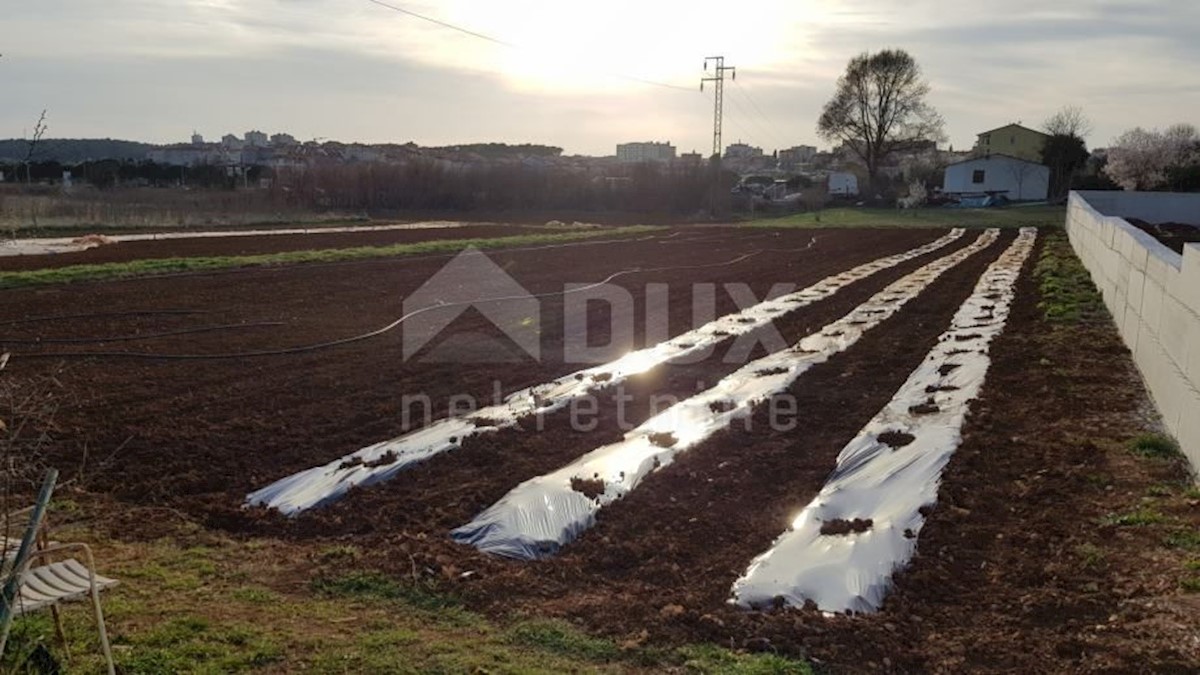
[[0, 470, 118, 674]]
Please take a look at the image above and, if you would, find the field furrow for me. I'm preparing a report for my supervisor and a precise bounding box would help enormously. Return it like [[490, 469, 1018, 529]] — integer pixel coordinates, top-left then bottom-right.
[[730, 227, 1037, 613], [451, 230, 999, 559], [248, 230, 966, 514]]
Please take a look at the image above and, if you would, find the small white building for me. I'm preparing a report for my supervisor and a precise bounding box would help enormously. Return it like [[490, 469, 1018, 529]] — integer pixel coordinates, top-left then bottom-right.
[[616, 141, 676, 163], [943, 153, 1049, 201], [725, 142, 763, 159], [828, 172, 859, 196]]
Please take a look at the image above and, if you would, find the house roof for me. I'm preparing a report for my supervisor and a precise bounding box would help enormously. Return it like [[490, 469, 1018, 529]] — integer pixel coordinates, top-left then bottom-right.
[[945, 152, 1045, 168], [975, 123, 1050, 139]]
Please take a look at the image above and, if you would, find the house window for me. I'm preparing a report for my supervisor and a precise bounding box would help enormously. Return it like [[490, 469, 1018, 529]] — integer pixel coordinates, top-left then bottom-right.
[[1010, 135, 1016, 145], [972, 169, 985, 184]]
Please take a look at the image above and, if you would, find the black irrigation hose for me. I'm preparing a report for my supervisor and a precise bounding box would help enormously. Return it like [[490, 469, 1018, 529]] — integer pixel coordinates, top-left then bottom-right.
[[10, 251, 763, 361], [0, 321, 285, 345], [0, 309, 209, 327]]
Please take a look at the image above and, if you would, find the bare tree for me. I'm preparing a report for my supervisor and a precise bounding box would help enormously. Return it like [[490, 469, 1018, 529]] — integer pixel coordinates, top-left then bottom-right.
[[21, 110, 48, 184], [1005, 160, 1040, 200], [817, 49, 945, 191], [1043, 106, 1092, 139]]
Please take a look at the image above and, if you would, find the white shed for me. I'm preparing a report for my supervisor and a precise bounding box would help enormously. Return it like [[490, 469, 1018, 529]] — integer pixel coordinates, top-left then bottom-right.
[[828, 172, 859, 196], [943, 154, 1049, 201]]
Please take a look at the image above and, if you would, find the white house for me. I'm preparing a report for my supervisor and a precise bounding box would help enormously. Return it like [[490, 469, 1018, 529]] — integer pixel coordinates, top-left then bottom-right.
[[828, 172, 859, 196], [943, 154, 1049, 201]]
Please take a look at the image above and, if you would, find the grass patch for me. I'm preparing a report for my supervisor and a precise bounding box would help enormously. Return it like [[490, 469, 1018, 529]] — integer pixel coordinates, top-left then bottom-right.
[[1181, 577, 1200, 593], [743, 205, 1064, 230], [0, 226, 662, 289], [1034, 231, 1108, 324], [1101, 507, 1166, 527], [2, 529, 816, 674], [1129, 433, 1183, 460], [1165, 529, 1200, 551], [677, 644, 813, 674], [1075, 543, 1107, 569], [310, 571, 462, 613], [505, 618, 620, 662], [744, 201, 1065, 228]]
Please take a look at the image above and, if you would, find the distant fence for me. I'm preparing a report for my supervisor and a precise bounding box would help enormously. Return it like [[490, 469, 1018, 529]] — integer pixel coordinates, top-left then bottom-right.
[[1065, 190, 1200, 473]]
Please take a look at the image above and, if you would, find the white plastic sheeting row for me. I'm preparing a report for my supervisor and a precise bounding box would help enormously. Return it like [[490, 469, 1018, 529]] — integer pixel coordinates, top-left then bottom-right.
[[451, 229, 1002, 559], [0, 221, 476, 258], [729, 227, 1037, 614], [246, 230, 967, 515]]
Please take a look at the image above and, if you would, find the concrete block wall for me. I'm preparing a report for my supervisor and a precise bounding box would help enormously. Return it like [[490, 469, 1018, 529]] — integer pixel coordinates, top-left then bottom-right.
[[1065, 191, 1200, 474]]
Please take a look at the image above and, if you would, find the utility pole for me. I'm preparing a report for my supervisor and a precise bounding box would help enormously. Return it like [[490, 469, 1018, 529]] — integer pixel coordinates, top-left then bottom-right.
[[701, 57, 735, 158], [701, 56, 735, 215]]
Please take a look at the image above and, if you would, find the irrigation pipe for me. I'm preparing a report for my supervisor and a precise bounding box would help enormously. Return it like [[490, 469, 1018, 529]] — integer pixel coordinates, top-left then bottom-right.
[[10, 251, 762, 361], [0, 322, 285, 345], [0, 309, 209, 327]]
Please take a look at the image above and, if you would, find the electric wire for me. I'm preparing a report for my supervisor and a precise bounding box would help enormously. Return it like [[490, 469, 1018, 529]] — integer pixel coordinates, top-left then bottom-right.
[[365, 0, 694, 91], [732, 79, 793, 151]]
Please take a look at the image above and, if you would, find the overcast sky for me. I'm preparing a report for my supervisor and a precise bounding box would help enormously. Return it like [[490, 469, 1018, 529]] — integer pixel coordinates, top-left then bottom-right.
[[3, 0, 1198, 155]]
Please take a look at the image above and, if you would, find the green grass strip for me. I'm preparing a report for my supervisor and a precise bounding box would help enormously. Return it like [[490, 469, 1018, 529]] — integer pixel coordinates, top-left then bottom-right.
[[743, 205, 1065, 230], [1033, 230, 1108, 324], [0, 226, 663, 289]]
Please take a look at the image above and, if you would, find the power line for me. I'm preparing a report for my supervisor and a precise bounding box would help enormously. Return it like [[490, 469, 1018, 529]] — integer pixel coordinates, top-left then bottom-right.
[[365, 0, 693, 91], [726, 91, 781, 151], [732, 78, 792, 150], [366, 0, 513, 46]]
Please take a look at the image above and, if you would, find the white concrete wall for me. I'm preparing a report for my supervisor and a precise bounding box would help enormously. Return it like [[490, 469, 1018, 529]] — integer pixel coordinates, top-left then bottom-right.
[[1066, 191, 1200, 474], [1068, 191, 1200, 226]]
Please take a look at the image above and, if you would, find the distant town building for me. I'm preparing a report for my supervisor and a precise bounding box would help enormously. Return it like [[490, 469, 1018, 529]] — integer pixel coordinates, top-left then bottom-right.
[[221, 134, 244, 150], [679, 151, 704, 165], [972, 123, 1049, 163], [616, 141, 676, 163], [778, 145, 817, 168], [724, 142, 763, 159], [148, 144, 229, 166], [191, 131, 204, 145], [244, 130, 269, 147], [270, 133, 297, 146]]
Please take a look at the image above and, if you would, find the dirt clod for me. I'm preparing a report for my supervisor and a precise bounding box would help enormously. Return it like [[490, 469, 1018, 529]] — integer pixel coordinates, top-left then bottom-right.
[[570, 477, 607, 499], [820, 518, 874, 536], [878, 430, 916, 448], [647, 431, 678, 448]]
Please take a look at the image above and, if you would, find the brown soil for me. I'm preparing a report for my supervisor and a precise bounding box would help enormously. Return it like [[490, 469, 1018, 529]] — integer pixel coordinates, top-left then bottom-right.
[[647, 432, 679, 448], [571, 477, 607, 500], [907, 400, 940, 416], [5, 227, 1196, 672], [1126, 218, 1200, 255]]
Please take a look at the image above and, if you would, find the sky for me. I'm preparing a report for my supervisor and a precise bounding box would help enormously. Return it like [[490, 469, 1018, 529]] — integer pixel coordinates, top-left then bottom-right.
[[2, 0, 1199, 156]]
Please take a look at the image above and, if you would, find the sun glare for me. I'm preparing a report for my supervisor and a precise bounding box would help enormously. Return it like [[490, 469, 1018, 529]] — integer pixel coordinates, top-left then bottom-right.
[[431, 0, 831, 92]]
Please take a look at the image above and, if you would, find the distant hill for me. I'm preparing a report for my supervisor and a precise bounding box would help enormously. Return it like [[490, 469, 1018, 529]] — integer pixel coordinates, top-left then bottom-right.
[[0, 139, 566, 165], [0, 138, 156, 163]]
